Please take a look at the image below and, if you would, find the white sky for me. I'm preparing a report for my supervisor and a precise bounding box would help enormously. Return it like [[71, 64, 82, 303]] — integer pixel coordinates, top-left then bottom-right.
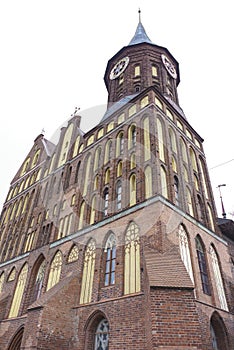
[[0, 0, 234, 219]]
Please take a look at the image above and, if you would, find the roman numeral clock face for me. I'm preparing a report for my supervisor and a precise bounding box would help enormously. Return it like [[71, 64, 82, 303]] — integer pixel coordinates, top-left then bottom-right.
[[161, 54, 177, 79], [109, 56, 130, 80]]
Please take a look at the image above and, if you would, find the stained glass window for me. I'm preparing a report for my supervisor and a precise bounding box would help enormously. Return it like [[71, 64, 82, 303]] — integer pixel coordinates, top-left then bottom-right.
[[94, 319, 109, 350]]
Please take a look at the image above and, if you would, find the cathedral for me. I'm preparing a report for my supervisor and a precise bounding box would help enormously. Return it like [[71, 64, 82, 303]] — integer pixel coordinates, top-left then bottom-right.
[[0, 13, 233, 350]]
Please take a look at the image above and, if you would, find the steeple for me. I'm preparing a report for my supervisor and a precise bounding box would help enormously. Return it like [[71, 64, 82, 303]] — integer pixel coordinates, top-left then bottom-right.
[[128, 9, 153, 46]]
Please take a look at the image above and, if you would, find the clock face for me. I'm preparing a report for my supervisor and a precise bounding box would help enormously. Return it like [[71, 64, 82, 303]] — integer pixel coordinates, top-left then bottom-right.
[[161, 54, 177, 79], [109, 56, 130, 80]]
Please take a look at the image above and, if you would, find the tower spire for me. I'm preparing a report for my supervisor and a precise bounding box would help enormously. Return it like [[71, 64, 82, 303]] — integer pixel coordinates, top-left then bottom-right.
[[129, 9, 152, 46]]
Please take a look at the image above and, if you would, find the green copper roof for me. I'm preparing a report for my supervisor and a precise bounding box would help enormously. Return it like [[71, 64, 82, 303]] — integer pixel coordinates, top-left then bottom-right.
[[128, 16, 152, 46]]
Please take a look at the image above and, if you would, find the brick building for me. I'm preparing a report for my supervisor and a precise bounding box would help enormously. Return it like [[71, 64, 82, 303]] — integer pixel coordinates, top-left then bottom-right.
[[0, 14, 233, 350]]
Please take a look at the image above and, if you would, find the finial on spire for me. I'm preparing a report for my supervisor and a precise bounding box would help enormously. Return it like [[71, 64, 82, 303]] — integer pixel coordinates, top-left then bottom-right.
[[138, 8, 141, 22]]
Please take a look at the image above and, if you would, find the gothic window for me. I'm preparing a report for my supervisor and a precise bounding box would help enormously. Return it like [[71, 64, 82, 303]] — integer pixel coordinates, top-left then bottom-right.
[[75, 161, 81, 183], [32, 149, 40, 168], [8, 327, 24, 350], [105, 168, 110, 184], [178, 225, 194, 283], [58, 123, 74, 167], [130, 153, 136, 169], [8, 268, 16, 282], [65, 166, 72, 189], [104, 233, 116, 286], [197, 195, 204, 222], [210, 313, 229, 350], [145, 165, 152, 199], [143, 117, 151, 161], [189, 147, 198, 172], [169, 128, 177, 153], [207, 204, 215, 231], [129, 174, 136, 206], [0, 272, 4, 294], [22, 195, 29, 214], [83, 155, 91, 196], [172, 156, 177, 173], [195, 236, 211, 295], [128, 124, 136, 149], [32, 260, 46, 303], [80, 239, 96, 304], [157, 118, 165, 162], [46, 251, 62, 291], [160, 166, 168, 199], [117, 160, 123, 177], [94, 147, 101, 171], [103, 189, 109, 217], [199, 157, 209, 199], [72, 135, 80, 158], [94, 175, 99, 190], [194, 173, 199, 190], [116, 181, 122, 210], [68, 245, 79, 263], [94, 319, 109, 350], [187, 187, 194, 216], [90, 196, 97, 225], [124, 222, 140, 294], [116, 132, 124, 157], [210, 245, 228, 311], [104, 140, 112, 164], [173, 176, 180, 206], [78, 201, 85, 230], [9, 263, 28, 318], [180, 138, 188, 163]]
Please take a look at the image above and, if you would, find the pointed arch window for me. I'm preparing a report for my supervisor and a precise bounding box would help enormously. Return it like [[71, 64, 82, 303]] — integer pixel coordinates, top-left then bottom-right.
[[210, 245, 228, 311], [207, 204, 215, 231], [187, 187, 194, 216], [104, 140, 112, 164], [190, 147, 198, 172], [195, 236, 211, 295], [90, 196, 97, 225], [78, 201, 85, 230], [128, 124, 136, 149], [157, 118, 165, 162], [75, 161, 81, 183], [116, 181, 122, 210], [80, 239, 96, 304], [199, 157, 209, 199], [9, 263, 28, 318], [105, 168, 110, 184], [124, 222, 140, 294], [116, 132, 124, 157], [172, 156, 177, 173], [103, 188, 109, 217], [145, 166, 152, 199], [130, 153, 136, 169], [58, 123, 74, 167], [173, 176, 180, 206], [32, 260, 46, 303], [178, 225, 194, 283], [117, 160, 123, 177], [94, 147, 101, 171], [210, 313, 229, 350], [180, 138, 188, 163], [46, 251, 62, 291], [104, 233, 116, 286], [94, 319, 109, 350], [129, 174, 136, 206], [160, 166, 168, 199], [68, 245, 79, 263], [83, 155, 91, 196], [169, 128, 177, 154], [143, 117, 151, 161]]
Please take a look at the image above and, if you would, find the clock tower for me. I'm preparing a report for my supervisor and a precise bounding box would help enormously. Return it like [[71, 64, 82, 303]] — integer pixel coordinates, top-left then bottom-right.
[[104, 11, 180, 108]]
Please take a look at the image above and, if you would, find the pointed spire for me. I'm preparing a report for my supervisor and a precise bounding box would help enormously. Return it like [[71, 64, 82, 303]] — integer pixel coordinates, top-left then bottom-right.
[[129, 9, 153, 46]]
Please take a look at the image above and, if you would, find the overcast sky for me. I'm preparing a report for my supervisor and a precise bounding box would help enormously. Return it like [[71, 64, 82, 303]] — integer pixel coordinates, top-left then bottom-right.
[[0, 0, 233, 219]]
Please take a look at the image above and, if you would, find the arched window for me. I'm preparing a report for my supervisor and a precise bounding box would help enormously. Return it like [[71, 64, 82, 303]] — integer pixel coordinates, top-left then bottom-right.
[[94, 319, 109, 350], [143, 117, 151, 161], [160, 166, 168, 199], [157, 118, 165, 162], [129, 174, 136, 206], [117, 160, 123, 177], [116, 132, 124, 157], [145, 165, 152, 199], [94, 175, 99, 190], [57, 123, 74, 167], [104, 140, 112, 164], [68, 245, 79, 263], [173, 176, 180, 206], [104, 233, 116, 286], [130, 153, 136, 169], [31, 260, 46, 303], [116, 181, 122, 210], [210, 313, 229, 350], [169, 127, 177, 153], [75, 161, 81, 183], [32, 149, 40, 168], [172, 156, 177, 173], [65, 166, 72, 189], [78, 201, 85, 230], [80, 239, 96, 304], [46, 251, 62, 291], [103, 189, 109, 217], [180, 138, 188, 163], [9, 263, 28, 318], [189, 147, 198, 172], [197, 195, 204, 222], [207, 204, 215, 231], [124, 222, 140, 294], [83, 155, 91, 196], [194, 173, 199, 190], [0, 272, 4, 294], [187, 187, 194, 216], [128, 124, 136, 149], [178, 225, 194, 283], [72, 135, 80, 158], [210, 245, 228, 311], [94, 147, 101, 171], [199, 157, 209, 199], [104, 168, 110, 184], [195, 236, 211, 295], [8, 327, 24, 350], [90, 196, 97, 225]]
